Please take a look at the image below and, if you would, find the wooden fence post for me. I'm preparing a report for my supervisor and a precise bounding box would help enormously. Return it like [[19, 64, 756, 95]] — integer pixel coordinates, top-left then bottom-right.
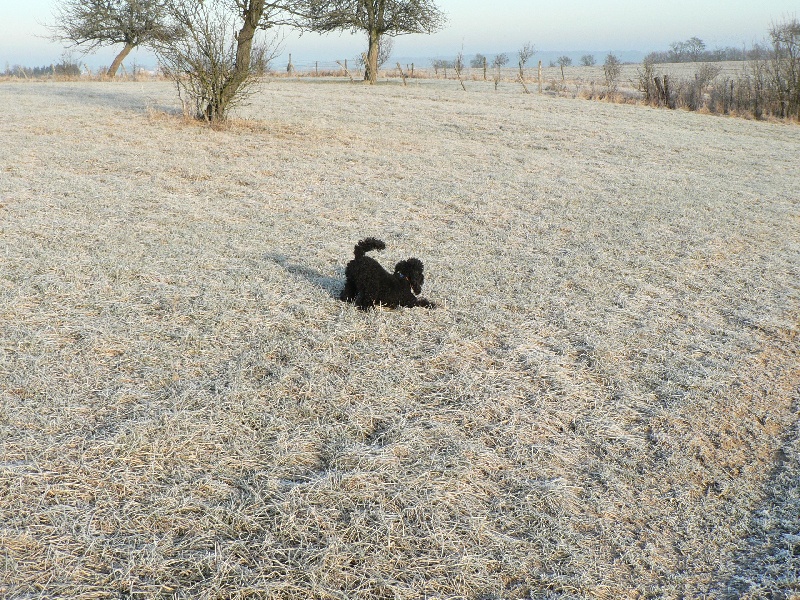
[[538, 60, 542, 94], [336, 60, 354, 82], [456, 65, 466, 91], [396, 62, 407, 86], [654, 76, 665, 106]]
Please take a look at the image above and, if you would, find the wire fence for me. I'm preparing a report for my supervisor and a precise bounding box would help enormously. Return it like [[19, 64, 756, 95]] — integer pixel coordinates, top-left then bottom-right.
[[273, 58, 535, 81]]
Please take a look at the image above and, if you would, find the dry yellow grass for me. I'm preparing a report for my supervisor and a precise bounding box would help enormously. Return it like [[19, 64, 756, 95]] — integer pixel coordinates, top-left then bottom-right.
[[0, 79, 798, 599]]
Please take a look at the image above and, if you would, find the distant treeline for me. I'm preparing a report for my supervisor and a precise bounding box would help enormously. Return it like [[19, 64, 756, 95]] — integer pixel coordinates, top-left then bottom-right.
[[645, 37, 759, 64], [3, 57, 82, 78]]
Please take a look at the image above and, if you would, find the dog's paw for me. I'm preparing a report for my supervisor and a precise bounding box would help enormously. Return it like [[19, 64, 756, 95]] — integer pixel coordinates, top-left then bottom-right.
[[417, 298, 436, 309]]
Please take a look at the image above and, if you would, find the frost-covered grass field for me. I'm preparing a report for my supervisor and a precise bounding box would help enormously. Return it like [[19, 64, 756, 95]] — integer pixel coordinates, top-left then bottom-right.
[[1, 79, 798, 599]]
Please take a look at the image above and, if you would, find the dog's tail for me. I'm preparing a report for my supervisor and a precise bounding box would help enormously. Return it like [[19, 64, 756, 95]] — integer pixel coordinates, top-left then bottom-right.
[[353, 238, 386, 259]]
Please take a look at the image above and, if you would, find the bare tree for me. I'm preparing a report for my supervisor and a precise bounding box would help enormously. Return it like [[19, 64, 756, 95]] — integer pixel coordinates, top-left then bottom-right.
[[470, 53, 486, 69], [471, 53, 488, 79], [454, 49, 466, 90], [557, 55, 572, 67], [518, 41, 535, 80], [307, 0, 446, 84], [669, 40, 688, 63], [154, 0, 293, 122], [686, 37, 706, 62], [492, 53, 509, 70], [491, 52, 508, 87], [49, 0, 176, 77], [431, 58, 452, 78]]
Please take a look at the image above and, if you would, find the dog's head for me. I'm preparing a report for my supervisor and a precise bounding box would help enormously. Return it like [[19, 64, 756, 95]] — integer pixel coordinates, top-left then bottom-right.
[[394, 258, 425, 295]]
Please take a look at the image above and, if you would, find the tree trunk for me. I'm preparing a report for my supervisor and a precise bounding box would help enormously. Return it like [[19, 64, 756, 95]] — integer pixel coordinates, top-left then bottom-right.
[[212, 0, 264, 121], [235, 0, 264, 77], [107, 42, 135, 78], [365, 29, 380, 84]]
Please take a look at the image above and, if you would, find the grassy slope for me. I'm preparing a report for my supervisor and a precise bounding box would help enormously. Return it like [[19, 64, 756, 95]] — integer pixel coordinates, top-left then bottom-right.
[[1, 79, 798, 598]]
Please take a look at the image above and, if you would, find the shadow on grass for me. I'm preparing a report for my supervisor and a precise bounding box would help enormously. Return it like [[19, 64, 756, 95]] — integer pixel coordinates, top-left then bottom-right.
[[718, 415, 800, 597], [266, 253, 344, 300], [38, 83, 177, 114]]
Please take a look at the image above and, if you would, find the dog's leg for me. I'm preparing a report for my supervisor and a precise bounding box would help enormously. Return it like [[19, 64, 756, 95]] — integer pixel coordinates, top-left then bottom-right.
[[355, 293, 373, 310], [340, 279, 357, 302]]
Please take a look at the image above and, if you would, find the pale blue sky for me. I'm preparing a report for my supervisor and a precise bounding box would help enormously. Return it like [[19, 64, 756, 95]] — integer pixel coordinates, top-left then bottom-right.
[[1, 0, 797, 69]]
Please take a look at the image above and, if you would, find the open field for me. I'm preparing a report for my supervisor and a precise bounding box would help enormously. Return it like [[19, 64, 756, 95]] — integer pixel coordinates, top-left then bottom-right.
[[0, 60, 750, 91], [4, 59, 788, 120], [1, 79, 798, 598]]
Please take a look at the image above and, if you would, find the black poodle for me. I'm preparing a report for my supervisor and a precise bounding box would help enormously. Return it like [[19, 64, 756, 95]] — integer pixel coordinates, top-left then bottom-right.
[[340, 238, 436, 310]]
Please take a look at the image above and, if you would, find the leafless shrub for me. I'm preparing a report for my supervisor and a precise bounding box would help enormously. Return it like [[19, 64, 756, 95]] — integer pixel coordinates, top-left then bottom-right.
[[684, 63, 723, 110], [724, 50, 774, 119], [154, 0, 279, 122], [656, 64, 724, 112], [603, 53, 622, 93], [637, 57, 659, 105]]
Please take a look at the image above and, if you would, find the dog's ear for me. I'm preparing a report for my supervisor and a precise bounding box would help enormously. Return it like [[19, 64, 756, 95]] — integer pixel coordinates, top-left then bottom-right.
[[395, 258, 424, 295], [395, 258, 424, 274]]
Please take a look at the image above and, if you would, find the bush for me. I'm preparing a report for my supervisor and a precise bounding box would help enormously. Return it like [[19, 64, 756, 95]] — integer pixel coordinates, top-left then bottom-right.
[[603, 54, 622, 92], [637, 58, 659, 105], [154, 0, 277, 122], [685, 64, 722, 110]]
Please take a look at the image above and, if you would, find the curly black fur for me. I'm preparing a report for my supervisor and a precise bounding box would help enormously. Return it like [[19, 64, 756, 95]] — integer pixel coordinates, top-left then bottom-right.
[[340, 238, 436, 310]]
